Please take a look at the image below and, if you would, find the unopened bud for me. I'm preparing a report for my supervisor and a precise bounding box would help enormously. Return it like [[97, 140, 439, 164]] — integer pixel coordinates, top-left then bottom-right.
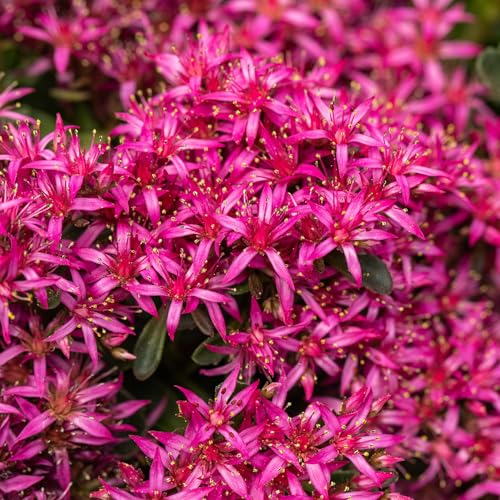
[[111, 347, 136, 361]]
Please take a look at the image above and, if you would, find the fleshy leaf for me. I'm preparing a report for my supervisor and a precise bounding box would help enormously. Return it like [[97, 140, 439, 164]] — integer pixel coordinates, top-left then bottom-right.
[[330, 469, 356, 485], [133, 307, 168, 381], [476, 46, 500, 98], [36, 287, 61, 310], [191, 337, 225, 366], [326, 251, 393, 295], [191, 307, 215, 337]]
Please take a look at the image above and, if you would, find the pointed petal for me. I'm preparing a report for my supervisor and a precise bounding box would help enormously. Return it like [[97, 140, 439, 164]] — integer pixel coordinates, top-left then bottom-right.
[[18, 411, 56, 441], [166, 300, 184, 340], [72, 414, 113, 439], [265, 248, 294, 289], [224, 248, 257, 283], [342, 243, 362, 286]]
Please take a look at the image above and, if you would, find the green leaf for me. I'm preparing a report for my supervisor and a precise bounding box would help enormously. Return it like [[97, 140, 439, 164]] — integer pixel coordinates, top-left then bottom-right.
[[191, 337, 225, 366], [36, 287, 61, 310], [330, 469, 356, 485], [46, 288, 61, 309], [476, 46, 500, 97], [133, 307, 168, 381], [191, 307, 214, 337], [326, 251, 393, 295], [177, 315, 196, 331], [49, 87, 91, 102]]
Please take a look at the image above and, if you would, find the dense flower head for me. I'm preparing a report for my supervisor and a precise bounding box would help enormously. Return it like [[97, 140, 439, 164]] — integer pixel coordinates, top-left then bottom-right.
[[0, 0, 499, 498], [0, 346, 147, 498], [91, 380, 407, 499]]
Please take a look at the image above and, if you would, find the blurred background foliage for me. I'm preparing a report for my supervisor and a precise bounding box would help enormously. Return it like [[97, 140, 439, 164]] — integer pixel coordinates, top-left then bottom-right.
[[459, 0, 500, 46]]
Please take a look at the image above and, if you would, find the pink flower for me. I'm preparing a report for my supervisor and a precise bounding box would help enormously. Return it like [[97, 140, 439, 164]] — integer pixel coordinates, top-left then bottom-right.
[[306, 189, 397, 286], [289, 95, 380, 178], [218, 184, 306, 320], [0, 80, 33, 122], [147, 243, 238, 339], [47, 269, 134, 368], [177, 370, 258, 455], [202, 297, 307, 381], [0, 352, 146, 496], [203, 51, 295, 146], [385, 1, 480, 91], [19, 7, 107, 76]]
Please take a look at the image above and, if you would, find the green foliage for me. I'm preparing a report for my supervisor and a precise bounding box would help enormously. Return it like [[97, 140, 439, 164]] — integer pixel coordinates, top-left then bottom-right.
[[476, 46, 500, 101], [191, 336, 225, 366], [326, 251, 393, 295], [133, 307, 168, 381]]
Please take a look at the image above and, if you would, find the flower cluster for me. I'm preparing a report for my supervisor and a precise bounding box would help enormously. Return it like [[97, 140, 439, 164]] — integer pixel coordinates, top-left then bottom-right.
[[0, 0, 499, 498], [0, 348, 146, 497], [93, 373, 407, 499]]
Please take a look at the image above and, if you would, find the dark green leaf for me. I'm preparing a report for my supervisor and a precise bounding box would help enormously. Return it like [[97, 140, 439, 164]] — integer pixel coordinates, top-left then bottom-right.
[[330, 469, 356, 485], [133, 307, 168, 381], [46, 288, 61, 309], [326, 250, 393, 295], [177, 315, 196, 331], [36, 287, 61, 310], [191, 307, 214, 337], [191, 337, 225, 366], [476, 46, 500, 97]]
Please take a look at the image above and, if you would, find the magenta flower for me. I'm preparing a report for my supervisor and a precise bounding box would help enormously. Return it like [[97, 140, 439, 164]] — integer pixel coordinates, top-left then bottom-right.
[[360, 129, 449, 205], [1, 1, 499, 498], [289, 96, 380, 178], [94, 382, 403, 499], [202, 297, 307, 381], [27, 115, 110, 179], [203, 51, 295, 146], [75, 220, 163, 319], [0, 314, 63, 392], [0, 121, 56, 184], [119, 111, 222, 181], [19, 7, 107, 75], [147, 243, 238, 339], [306, 189, 396, 285], [0, 237, 58, 343], [285, 322, 380, 400], [46, 269, 134, 367], [385, 1, 480, 91], [225, 0, 319, 30], [154, 23, 231, 96], [257, 125, 324, 182], [36, 171, 112, 245], [218, 184, 305, 319], [0, 80, 33, 122], [0, 353, 146, 496], [251, 386, 402, 497], [177, 370, 258, 455]]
